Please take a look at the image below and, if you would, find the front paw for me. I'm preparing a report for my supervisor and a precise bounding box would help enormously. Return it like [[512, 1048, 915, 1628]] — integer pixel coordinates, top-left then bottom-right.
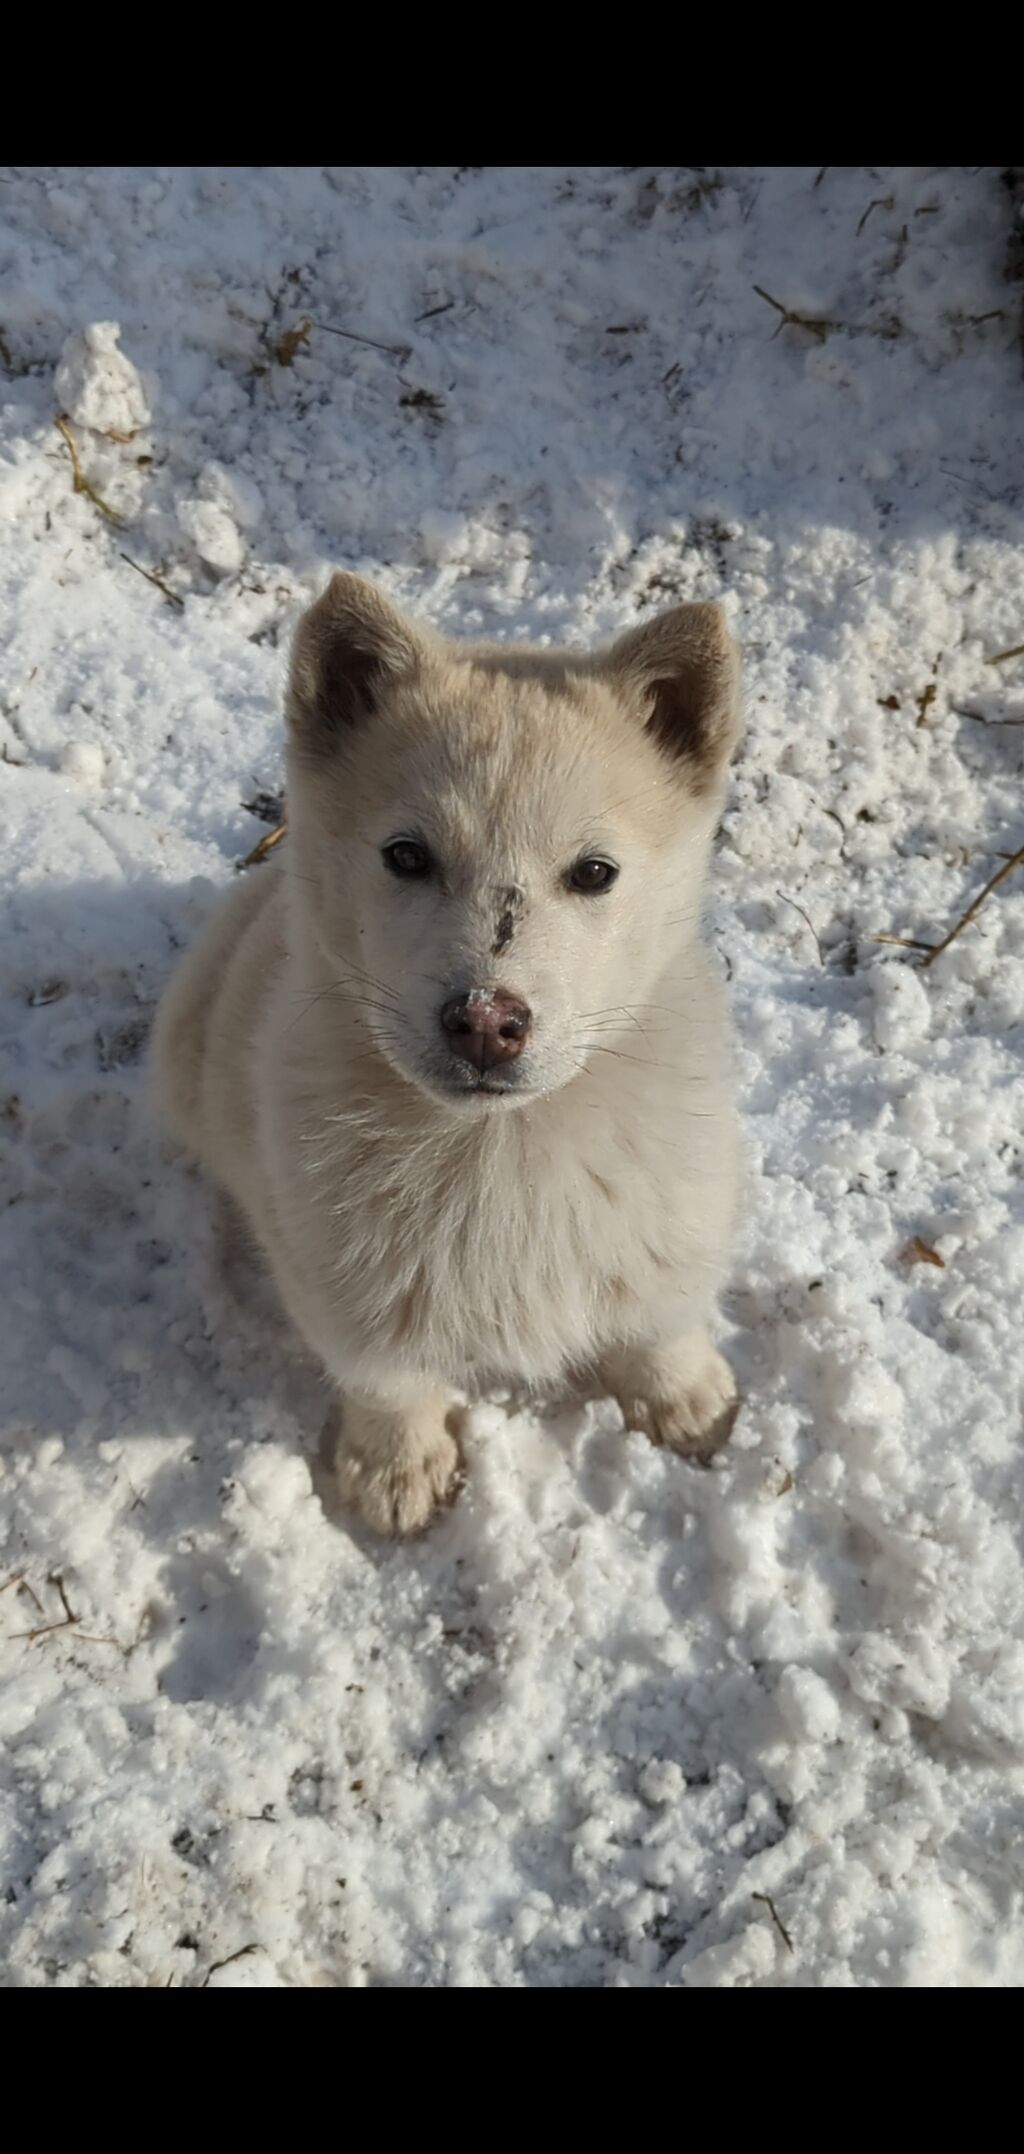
[[336, 1416, 460, 1538], [611, 1339, 740, 1463]]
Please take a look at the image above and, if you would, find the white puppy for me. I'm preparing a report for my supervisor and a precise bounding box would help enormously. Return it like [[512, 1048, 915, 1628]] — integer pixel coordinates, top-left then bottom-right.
[[153, 576, 743, 1534]]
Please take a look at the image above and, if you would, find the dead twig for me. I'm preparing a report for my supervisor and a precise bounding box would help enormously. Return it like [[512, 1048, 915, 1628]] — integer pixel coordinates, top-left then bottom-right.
[[201, 1943, 260, 1987], [53, 1574, 77, 1623], [776, 890, 824, 966], [752, 285, 835, 342], [415, 301, 454, 323], [752, 1891, 794, 1953], [857, 195, 894, 236], [987, 642, 1024, 666], [120, 552, 184, 610], [54, 414, 122, 524], [10, 1571, 117, 1646], [15, 1572, 78, 1642], [919, 842, 1024, 969], [3, 1572, 45, 1617], [315, 321, 410, 359], [399, 385, 445, 417], [873, 932, 935, 952], [240, 820, 288, 869]]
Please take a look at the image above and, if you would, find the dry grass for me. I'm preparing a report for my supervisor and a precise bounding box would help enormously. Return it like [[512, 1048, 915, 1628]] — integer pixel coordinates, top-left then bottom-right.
[[752, 285, 835, 342], [240, 820, 288, 869], [919, 843, 1024, 969], [54, 414, 122, 524], [120, 551, 184, 609], [752, 1891, 794, 1953], [901, 1236, 945, 1268]]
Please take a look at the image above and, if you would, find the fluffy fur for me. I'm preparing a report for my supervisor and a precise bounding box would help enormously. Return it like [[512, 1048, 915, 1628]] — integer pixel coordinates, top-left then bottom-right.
[[152, 575, 744, 1535]]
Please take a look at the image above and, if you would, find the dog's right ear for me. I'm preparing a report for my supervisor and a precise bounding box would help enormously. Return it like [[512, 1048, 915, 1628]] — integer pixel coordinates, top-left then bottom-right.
[[287, 573, 422, 744], [597, 602, 741, 792]]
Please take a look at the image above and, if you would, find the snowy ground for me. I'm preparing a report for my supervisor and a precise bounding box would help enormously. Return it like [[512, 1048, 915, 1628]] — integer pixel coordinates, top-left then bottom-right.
[[1, 166, 1023, 1988]]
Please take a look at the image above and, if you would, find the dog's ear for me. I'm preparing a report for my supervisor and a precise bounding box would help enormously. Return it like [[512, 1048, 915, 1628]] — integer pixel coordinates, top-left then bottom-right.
[[288, 573, 422, 743], [598, 603, 741, 788]]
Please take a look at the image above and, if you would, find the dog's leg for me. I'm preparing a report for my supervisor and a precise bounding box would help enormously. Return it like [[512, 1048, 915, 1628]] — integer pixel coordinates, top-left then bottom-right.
[[333, 1383, 460, 1537], [602, 1328, 738, 1462]]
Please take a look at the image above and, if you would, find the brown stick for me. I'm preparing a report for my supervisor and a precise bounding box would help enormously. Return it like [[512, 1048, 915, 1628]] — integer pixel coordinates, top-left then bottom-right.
[[201, 1943, 260, 1987], [54, 414, 122, 524], [776, 889, 824, 966], [315, 321, 410, 359], [873, 933, 935, 952], [857, 195, 894, 236], [120, 552, 184, 609], [240, 821, 288, 869], [752, 1891, 794, 1953], [752, 285, 835, 342], [919, 842, 1024, 969]]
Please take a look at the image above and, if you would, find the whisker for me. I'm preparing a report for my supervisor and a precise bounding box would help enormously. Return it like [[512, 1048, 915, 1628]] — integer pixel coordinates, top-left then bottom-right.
[[578, 999, 688, 1021], [585, 1022, 672, 1038], [291, 989, 407, 1022], [289, 980, 399, 1010], [288, 989, 415, 1034], [582, 1044, 673, 1070], [340, 960, 402, 1001]]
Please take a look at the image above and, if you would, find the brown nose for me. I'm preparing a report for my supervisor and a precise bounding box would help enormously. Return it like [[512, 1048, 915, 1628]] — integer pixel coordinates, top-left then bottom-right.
[[440, 988, 532, 1072]]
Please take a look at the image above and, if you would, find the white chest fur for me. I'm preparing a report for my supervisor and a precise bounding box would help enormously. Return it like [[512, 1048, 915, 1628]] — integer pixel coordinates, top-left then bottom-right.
[[262, 1016, 735, 1393]]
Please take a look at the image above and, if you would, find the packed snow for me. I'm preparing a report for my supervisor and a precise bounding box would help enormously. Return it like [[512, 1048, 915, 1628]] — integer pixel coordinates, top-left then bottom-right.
[[1, 166, 1022, 1988]]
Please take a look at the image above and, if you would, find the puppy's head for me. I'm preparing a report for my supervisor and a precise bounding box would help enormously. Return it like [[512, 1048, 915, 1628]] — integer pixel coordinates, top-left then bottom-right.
[[285, 574, 741, 1112]]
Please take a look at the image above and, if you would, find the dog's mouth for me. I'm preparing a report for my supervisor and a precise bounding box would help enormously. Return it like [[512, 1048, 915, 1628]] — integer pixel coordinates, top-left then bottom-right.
[[428, 1067, 533, 1106], [367, 1021, 550, 1111], [390, 1049, 540, 1111]]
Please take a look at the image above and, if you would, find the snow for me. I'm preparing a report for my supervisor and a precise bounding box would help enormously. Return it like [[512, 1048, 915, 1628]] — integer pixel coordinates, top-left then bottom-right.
[[1, 165, 1022, 1989]]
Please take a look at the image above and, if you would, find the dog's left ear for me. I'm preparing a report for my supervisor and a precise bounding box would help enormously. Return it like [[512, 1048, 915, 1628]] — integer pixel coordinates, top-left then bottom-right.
[[598, 603, 742, 788], [287, 573, 424, 747]]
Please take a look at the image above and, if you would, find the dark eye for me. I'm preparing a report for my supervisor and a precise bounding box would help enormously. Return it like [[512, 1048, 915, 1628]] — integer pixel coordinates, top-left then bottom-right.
[[383, 839, 432, 880], [567, 857, 619, 895]]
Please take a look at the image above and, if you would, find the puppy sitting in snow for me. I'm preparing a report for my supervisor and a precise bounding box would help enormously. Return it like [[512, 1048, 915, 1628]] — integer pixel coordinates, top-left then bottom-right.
[[153, 576, 743, 1535]]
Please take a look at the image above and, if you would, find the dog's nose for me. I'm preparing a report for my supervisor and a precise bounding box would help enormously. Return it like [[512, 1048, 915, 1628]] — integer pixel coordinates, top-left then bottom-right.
[[440, 988, 531, 1072]]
